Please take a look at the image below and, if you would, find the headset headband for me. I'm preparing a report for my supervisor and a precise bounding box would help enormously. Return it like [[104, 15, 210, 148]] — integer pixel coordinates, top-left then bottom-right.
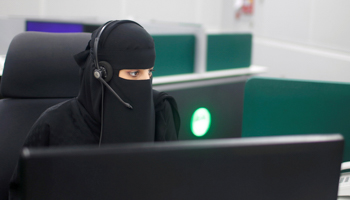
[[93, 20, 143, 69]]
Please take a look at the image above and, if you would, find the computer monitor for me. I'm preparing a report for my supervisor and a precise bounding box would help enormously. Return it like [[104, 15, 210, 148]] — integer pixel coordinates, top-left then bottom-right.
[[162, 77, 248, 140], [26, 21, 100, 33], [19, 134, 343, 200]]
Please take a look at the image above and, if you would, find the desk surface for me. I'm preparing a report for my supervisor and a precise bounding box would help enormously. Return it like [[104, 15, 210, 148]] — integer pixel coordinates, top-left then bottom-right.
[[153, 65, 267, 85]]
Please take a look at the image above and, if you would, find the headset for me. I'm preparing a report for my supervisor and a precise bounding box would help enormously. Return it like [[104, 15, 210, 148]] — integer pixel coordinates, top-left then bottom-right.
[[92, 20, 141, 110], [93, 20, 142, 146]]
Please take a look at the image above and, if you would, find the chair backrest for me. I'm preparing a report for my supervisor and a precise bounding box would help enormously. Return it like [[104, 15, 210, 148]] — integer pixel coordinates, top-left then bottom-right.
[[242, 77, 350, 161], [0, 31, 90, 200]]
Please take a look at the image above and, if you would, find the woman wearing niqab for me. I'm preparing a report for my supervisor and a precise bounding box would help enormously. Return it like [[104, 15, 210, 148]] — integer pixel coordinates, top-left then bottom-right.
[[9, 20, 180, 199]]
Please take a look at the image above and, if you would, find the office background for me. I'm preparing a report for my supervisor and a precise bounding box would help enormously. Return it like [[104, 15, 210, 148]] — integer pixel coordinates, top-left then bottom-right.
[[1, 0, 350, 83], [1, 1, 350, 199]]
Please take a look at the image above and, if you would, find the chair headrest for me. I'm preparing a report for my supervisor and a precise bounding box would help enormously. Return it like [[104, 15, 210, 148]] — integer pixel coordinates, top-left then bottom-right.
[[0, 32, 90, 98]]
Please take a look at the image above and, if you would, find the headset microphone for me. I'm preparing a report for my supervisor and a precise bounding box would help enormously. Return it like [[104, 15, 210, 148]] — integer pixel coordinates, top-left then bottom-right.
[[93, 20, 134, 110], [94, 69, 133, 109]]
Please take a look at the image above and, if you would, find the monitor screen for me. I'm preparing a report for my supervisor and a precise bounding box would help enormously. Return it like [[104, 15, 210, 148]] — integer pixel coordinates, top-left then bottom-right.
[[25, 21, 101, 33], [26, 21, 83, 33], [20, 134, 343, 200]]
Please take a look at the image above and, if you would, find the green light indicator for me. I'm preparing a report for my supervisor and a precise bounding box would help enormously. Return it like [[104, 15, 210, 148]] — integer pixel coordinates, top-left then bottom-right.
[[191, 107, 211, 137]]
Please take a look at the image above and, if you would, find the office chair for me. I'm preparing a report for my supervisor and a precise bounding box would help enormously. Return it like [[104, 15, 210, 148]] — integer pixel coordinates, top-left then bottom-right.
[[0, 31, 90, 200]]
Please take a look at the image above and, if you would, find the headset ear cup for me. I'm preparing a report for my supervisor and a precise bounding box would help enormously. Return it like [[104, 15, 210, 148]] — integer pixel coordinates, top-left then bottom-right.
[[99, 61, 113, 82]]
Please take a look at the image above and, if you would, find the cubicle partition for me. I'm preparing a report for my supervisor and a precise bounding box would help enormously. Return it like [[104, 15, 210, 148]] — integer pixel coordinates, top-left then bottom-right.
[[242, 77, 350, 161], [152, 34, 195, 76], [207, 33, 252, 71]]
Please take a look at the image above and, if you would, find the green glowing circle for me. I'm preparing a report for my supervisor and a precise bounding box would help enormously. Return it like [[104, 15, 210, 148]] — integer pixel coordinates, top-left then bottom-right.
[[191, 107, 211, 137]]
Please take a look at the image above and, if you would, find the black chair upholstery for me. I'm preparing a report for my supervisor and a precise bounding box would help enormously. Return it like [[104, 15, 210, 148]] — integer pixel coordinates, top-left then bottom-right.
[[0, 32, 90, 200]]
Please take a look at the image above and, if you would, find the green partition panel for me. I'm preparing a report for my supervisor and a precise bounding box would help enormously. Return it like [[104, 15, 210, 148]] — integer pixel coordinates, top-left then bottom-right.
[[151, 35, 195, 77], [207, 34, 252, 71], [242, 77, 350, 161]]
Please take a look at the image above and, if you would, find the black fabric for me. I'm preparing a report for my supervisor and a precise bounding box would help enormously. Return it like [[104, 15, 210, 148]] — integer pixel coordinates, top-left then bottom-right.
[[92, 20, 155, 70], [154, 90, 180, 141], [76, 20, 157, 144], [76, 55, 103, 124], [15, 90, 178, 148], [102, 77, 155, 144], [23, 99, 100, 146]]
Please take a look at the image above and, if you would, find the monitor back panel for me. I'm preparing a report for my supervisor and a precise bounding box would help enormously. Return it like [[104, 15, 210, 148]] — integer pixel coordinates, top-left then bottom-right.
[[20, 134, 343, 200]]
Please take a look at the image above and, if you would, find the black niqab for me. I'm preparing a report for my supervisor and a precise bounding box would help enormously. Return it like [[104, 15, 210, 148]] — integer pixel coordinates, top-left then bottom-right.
[[75, 20, 156, 144]]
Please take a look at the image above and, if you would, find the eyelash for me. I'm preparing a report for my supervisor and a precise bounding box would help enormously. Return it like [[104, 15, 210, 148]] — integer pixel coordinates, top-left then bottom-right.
[[128, 69, 155, 77], [149, 69, 155, 76]]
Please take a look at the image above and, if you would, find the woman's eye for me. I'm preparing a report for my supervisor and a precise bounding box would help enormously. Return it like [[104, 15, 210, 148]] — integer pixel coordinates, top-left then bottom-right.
[[128, 71, 139, 77], [149, 69, 155, 76]]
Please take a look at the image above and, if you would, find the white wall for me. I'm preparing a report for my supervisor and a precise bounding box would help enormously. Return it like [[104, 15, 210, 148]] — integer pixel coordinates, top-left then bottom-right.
[[1, 0, 350, 83], [0, 0, 43, 16], [0, 0, 230, 31], [252, 0, 350, 83]]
